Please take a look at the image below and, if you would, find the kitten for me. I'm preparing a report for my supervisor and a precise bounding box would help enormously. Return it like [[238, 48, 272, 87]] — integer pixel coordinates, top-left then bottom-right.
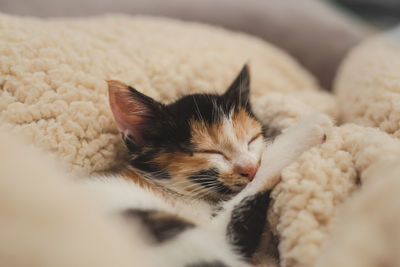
[[82, 66, 332, 267]]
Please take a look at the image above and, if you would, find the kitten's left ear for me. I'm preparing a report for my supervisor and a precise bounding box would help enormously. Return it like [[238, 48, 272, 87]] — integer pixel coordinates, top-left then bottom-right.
[[107, 80, 166, 148], [223, 65, 250, 108]]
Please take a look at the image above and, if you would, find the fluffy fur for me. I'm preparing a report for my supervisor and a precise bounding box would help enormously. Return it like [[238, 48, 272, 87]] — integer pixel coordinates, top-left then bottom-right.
[[107, 66, 267, 202], [91, 66, 331, 266], [81, 113, 332, 267], [1, 13, 400, 267]]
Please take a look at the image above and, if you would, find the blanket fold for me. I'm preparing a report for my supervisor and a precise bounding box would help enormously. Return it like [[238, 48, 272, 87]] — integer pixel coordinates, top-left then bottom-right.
[[1, 13, 399, 267]]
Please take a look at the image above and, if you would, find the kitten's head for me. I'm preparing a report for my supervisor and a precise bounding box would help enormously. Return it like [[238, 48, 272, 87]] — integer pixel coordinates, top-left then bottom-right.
[[108, 66, 265, 201]]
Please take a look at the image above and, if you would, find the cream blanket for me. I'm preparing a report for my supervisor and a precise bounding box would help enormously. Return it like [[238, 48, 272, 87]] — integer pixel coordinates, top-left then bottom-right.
[[0, 13, 399, 267]]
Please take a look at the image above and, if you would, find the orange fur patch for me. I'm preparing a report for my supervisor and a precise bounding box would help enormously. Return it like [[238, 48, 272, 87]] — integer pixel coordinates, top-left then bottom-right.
[[232, 108, 262, 141], [153, 151, 210, 188], [190, 120, 235, 156], [190, 108, 261, 158], [122, 169, 174, 204], [124, 107, 263, 199]]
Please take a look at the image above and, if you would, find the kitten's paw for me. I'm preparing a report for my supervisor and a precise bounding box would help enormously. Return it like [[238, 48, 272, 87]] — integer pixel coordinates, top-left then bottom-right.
[[250, 114, 332, 190], [294, 113, 333, 149]]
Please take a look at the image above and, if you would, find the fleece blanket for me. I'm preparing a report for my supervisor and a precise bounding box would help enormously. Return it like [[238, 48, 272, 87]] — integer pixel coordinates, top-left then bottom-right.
[[0, 13, 399, 267]]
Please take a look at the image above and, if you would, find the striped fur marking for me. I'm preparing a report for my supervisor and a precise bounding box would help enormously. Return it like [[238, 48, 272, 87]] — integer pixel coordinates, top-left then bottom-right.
[[185, 260, 229, 267], [124, 209, 195, 243], [122, 169, 173, 203], [129, 149, 172, 179]]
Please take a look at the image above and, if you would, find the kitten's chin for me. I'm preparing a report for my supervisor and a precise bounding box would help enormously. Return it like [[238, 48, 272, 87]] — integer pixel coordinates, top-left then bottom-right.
[[231, 183, 248, 192], [180, 186, 238, 203]]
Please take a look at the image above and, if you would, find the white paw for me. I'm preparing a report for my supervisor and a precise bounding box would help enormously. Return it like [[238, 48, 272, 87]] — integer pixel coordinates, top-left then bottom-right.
[[293, 113, 333, 149], [250, 114, 332, 190]]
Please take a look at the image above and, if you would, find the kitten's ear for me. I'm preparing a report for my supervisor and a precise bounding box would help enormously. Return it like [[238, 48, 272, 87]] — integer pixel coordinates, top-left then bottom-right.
[[223, 65, 250, 108], [108, 80, 165, 147]]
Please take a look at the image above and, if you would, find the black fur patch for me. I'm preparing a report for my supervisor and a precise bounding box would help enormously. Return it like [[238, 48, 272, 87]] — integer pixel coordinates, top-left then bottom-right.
[[124, 209, 194, 243], [189, 168, 234, 195], [227, 190, 271, 259], [223, 65, 251, 112], [185, 260, 229, 267], [119, 65, 263, 196], [211, 204, 225, 218], [261, 125, 281, 140], [125, 65, 254, 154], [129, 149, 171, 179]]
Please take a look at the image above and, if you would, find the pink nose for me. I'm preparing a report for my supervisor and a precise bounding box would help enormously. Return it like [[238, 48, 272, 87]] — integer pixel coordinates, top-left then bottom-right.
[[237, 164, 258, 181]]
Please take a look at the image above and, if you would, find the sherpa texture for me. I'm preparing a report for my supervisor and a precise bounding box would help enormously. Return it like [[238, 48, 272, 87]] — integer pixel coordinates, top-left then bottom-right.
[[315, 153, 400, 267], [270, 123, 400, 267], [0, 13, 336, 175], [269, 29, 400, 266], [1, 13, 400, 267], [313, 28, 400, 267], [335, 27, 400, 134]]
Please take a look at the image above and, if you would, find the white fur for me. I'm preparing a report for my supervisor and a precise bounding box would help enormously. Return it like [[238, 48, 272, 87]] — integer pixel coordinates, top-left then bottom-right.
[[217, 116, 264, 174], [81, 176, 214, 225], [79, 113, 332, 267], [81, 176, 175, 213], [212, 113, 332, 229]]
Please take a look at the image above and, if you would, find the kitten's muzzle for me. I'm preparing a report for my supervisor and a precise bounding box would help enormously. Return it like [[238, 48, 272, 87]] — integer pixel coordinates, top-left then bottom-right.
[[237, 164, 258, 182], [233, 154, 259, 182]]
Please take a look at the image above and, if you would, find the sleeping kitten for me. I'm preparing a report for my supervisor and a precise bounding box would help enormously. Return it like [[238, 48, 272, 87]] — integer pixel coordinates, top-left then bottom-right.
[[82, 66, 332, 267]]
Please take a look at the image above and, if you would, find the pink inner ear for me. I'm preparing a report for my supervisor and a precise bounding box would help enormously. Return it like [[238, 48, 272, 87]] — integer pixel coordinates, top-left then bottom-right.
[[108, 80, 147, 145]]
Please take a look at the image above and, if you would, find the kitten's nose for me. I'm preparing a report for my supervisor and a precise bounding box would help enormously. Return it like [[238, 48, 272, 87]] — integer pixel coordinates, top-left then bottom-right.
[[237, 164, 258, 182]]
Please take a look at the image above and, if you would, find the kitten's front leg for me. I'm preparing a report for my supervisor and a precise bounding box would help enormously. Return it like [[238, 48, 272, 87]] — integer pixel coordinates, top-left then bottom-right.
[[212, 113, 332, 259], [251, 113, 332, 191]]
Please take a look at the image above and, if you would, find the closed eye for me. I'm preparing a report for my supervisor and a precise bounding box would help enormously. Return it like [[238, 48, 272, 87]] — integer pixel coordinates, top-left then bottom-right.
[[197, 149, 230, 160], [248, 132, 262, 145]]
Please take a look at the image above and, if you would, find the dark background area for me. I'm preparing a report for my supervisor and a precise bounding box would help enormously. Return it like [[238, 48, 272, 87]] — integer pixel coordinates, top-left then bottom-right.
[[331, 0, 400, 28]]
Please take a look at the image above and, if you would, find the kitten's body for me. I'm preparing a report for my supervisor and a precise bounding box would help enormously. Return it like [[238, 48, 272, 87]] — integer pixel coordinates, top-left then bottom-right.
[[82, 66, 332, 267]]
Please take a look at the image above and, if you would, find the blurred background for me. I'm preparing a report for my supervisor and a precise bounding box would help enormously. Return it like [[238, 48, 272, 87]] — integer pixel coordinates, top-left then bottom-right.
[[1, 0, 398, 90]]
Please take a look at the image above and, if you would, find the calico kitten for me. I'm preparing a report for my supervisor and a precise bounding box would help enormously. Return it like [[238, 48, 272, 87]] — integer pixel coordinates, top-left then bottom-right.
[[107, 66, 265, 203], [83, 66, 332, 267]]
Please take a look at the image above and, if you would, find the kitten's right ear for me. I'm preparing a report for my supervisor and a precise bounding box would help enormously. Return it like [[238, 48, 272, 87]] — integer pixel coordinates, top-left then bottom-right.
[[223, 65, 250, 109], [108, 80, 165, 147]]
